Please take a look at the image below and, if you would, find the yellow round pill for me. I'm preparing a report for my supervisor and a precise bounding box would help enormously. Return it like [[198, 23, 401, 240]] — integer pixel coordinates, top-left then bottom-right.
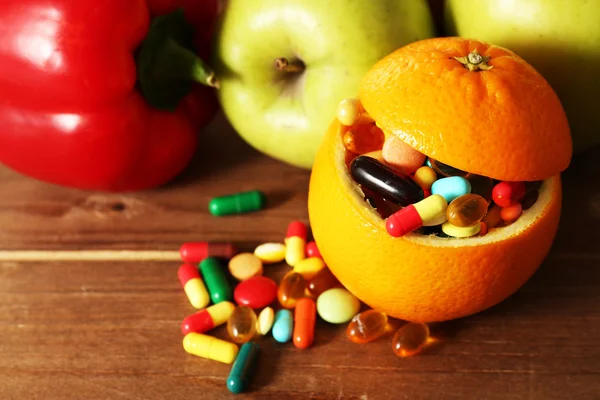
[[254, 243, 286, 264], [441, 221, 482, 238], [336, 98, 361, 126], [228, 253, 263, 281], [414, 166, 438, 190]]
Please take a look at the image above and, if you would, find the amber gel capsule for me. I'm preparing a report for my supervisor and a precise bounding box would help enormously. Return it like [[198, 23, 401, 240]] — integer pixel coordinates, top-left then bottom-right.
[[392, 322, 430, 357], [346, 310, 389, 344], [307, 267, 340, 297], [350, 156, 423, 206], [277, 271, 306, 309], [227, 306, 257, 344], [209, 190, 266, 216]]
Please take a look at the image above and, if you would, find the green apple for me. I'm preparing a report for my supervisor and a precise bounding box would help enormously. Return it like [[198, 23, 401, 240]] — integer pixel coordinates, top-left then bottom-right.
[[445, 0, 600, 153], [212, 0, 435, 168]]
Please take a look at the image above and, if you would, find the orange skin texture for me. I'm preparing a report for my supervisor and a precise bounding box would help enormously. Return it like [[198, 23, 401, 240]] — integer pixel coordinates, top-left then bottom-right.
[[308, 120, 562, 322], [360, 37, 572, 181]]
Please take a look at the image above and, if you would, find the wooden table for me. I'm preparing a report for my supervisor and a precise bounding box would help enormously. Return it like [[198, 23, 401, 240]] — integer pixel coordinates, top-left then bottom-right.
[[0, 115, 599, 400]]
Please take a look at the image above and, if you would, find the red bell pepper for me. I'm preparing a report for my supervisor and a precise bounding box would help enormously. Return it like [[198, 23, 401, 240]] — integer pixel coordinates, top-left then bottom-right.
[[0, 0, 219, 191]]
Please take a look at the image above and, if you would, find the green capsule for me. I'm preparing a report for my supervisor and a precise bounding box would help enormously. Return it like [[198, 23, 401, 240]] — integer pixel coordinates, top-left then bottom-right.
[[209, 190, 266, 216], [199, 257, 232, 304], [227, 342, 259, 394]]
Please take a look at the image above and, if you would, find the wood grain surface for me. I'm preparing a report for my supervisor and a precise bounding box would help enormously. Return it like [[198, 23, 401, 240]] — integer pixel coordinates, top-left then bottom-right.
[[0, 114, 599, 400]]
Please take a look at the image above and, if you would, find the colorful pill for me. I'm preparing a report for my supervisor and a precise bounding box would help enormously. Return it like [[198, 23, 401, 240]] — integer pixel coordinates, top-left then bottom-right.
[[431, 176, 471, 203], [441, 221, 482, 238], [178, 264, 210, 309], [179, 242, 237, 263], [234, 276, 277, 309], [254, 242, 286, 264], [305, 241, 322, 259], [272, 309, 294, 343], [285, 221, 307, 267], [307, 267, 340, 297], [492, 181, 526, 208], [181, 301, 235, 335], [316, 288, 360, 324], [209, 190, 266, 216], [386, 194, 448, 237], [413, 166, 438, 190], [346, 310, 389, 344], [183, 333, 238, 364], [227, 306, 257, 344], [381, 135, 426, 174], [293, 257, 326, 279], [336, 98, 362, 126], [343, 123, 385, 154], [500, 203, 523, 223], [428, 158, 467, 177], [446, 194, 488, 227], [392, 322, 430, 358], [199, 257, 232, 304], [350, 156, 424, 206], [278, 271, 306, 309], [483, 205, 503, 229], [228, 253, 263, 281], [294, 298, 316, 349], [227, 342, 260, 394], [256, 307, 275, 335], [478, 221, 489, 236]]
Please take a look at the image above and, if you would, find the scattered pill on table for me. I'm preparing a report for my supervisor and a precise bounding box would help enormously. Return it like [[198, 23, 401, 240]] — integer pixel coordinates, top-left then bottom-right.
[[183, 333, 238, 364], [209, 190, 266, 216], [181, 301, 235, 335], [178, 264, 210, 309]]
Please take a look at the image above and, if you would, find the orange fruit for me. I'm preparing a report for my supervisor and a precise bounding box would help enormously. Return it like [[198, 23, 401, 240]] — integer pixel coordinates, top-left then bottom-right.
[[308, 38, 572, 322]]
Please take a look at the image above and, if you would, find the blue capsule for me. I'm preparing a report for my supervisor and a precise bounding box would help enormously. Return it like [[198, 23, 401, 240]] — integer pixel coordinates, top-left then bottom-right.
[[431, 176, 472, 203], [272, 309, 293, 343]]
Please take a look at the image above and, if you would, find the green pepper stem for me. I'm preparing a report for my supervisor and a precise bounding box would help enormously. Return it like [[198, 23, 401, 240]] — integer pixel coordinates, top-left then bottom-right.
[[155, 38, 219, 88]]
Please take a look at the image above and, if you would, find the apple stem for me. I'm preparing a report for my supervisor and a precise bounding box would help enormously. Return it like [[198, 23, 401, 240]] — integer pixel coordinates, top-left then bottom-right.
[[274, 57, 305, 73], [454, 49, 493, 72]]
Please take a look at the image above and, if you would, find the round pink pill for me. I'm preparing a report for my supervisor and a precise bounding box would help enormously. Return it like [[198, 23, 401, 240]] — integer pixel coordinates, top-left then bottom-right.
[[234, 276, 277, 309], [382, 135, 426, 174]]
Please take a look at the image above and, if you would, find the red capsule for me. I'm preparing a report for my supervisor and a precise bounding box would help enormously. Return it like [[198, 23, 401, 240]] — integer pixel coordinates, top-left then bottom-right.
[[305, 241, 322, 258], [234, 276, 277, 309], [181, 302, 235, 335], [180, 242, 237, 263]]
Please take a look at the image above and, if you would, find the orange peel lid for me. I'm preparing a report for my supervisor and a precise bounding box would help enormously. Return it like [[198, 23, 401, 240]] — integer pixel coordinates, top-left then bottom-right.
[[359, 37, 572, 181]]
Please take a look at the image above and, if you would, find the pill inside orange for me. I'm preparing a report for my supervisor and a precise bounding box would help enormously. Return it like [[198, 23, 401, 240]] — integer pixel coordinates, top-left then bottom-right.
[[308, 37, 571, 322]]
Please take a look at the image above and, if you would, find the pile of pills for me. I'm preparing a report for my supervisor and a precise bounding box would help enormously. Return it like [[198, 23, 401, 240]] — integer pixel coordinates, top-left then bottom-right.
[[336, 98, 542, 238], [176, 220, 433, 394]]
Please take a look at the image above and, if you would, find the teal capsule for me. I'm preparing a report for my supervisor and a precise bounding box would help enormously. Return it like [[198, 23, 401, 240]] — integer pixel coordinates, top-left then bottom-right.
[[199, 257, 232, 304], [431, 176, 471, 203], [272, 309, 293, 343], [227, 342, 260, 394], [209, 190, 266, 216]]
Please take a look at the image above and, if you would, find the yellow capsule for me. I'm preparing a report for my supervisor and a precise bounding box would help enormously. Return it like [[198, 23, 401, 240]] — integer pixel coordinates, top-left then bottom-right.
[[182, 333, 239, 364], [414, 166, 438, 190], [256, 307, 275, 335], [441, 221, 482, 238], [254, 243, 286, 264], [413, 194, 448, 225], [293, 257, 326, 279], [285, 237, 305, 267], [336, 98, 361, 126], [183, 279, 210, 310]]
